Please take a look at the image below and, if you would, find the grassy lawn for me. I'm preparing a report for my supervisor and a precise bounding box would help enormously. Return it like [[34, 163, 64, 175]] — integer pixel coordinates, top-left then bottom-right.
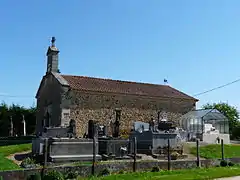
[[81, 166, 240, 180], [0, 143, 31, 171], [190, 144, 240, 159]]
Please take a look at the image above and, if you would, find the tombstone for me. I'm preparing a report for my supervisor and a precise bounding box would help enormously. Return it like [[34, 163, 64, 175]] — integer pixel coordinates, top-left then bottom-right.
[[22, 115, 26, 136], [67, 119, 76, 138], [129, 121, 184, 156], [41, 127, 69, 138], [113, 121, 120, 137], [10, 116, 13, 137], [32, 120, 102, 163], [88, 120, 98, 139], [112, 109, 121, 137], [134, 121, 149, 131], [149, 118, 155, 131], [98, 125, 107, 137]]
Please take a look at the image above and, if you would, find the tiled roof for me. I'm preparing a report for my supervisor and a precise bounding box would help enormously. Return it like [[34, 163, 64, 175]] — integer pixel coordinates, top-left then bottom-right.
[[61, 75, 198, 101]]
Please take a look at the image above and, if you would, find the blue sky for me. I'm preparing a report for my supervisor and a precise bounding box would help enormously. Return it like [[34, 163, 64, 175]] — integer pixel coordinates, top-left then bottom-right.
[[0, 0, 240, 109]]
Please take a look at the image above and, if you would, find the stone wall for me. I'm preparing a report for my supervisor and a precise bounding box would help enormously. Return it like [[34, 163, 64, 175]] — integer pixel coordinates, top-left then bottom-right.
[[36, 73, 63, 134], [1, 158, 238, 180], [65, 90, 196, 136]]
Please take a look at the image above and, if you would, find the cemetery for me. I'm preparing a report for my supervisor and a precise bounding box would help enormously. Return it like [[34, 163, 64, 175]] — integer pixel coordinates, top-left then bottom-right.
[[30, 108, 231, 166], [31, 109, 192, 165], [0, 107, 237, 180]]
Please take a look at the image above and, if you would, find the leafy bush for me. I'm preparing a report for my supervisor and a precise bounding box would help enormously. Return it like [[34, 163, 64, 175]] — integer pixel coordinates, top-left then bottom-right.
[[220, 160, 228, 167], [43, 170, 64, 180], [20, 157, 37, 169], [27, 173, 41, 180], [228, 161, 235, 166], [120, 129, 129, 139], [64, 170, 78, 179], [118, 170, 125, 174], [171, 152, 179, 160], [151, 166, 160, 172], [98, 168, 110, 176]]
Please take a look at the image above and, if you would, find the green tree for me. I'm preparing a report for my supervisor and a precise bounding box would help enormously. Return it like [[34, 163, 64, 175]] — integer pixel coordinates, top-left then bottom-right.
[[0, 102, 36, 137], [0, 102, 11, 136], [202, 102, 239, 139]]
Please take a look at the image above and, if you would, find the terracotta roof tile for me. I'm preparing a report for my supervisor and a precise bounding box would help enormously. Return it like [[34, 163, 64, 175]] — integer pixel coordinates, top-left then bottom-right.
[[61, 75, 198, 101]]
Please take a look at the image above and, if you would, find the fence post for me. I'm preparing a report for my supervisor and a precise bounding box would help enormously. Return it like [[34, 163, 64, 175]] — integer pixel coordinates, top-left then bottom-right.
[[133, 137, 137, 172], [41, 138, 48, 178], [167, 138, 171, 171], [92, 136, 96, 176], [221, 139, 224, 160], [196, 138, 200, 167]]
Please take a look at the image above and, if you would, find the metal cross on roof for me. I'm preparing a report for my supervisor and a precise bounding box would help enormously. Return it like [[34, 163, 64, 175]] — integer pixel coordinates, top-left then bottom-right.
[[51, 37, 56, 47]]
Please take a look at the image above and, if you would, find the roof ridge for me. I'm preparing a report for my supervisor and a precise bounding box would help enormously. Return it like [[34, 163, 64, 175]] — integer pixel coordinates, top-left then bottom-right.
[[62, 74, 169, 87]]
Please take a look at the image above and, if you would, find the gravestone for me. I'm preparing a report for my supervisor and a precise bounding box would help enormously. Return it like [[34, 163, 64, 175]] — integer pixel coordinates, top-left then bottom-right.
[[97, 125, 107, 137], [22, 115, 26, 136], [88, 120, 97, 139], [129, 121, 184, 156], [32, 119, 101, 163], [67, 119, 76, 138]]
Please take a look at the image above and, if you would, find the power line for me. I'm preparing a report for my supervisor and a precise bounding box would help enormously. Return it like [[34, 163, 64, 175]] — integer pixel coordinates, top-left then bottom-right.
[[193, 78, 240, 97]]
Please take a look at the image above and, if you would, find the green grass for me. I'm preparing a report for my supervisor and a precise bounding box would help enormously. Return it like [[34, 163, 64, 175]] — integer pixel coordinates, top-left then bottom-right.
[[191, 144, 240, 159], [0, 143, 31, 171], [80, 166, 240, 180]]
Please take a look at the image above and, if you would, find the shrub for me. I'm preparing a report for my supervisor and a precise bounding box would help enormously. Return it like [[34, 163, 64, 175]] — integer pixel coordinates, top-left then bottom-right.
[[27, 173, 41, 180], [118, 170, 125, 174], [43, 170, 64, 180], [171, 152, 179, 160], [120, 129, 129, 139], [20, 157, 37, 169], [151, 166, 160, 172], [98, 168, 110, 176], [228, 161, 235, 166], [220, 160, 228, 167], [64, 170, 78, 179]]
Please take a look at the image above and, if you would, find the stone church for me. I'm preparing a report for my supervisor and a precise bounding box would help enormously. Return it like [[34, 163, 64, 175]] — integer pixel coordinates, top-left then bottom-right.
[[36, 37, 198, 136]]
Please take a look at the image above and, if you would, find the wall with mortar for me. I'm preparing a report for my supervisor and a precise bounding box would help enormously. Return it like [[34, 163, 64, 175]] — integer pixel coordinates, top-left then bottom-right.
[[63, 90, 196, 136], [1, 158, 239, 180], [36, 73, 63, 134]]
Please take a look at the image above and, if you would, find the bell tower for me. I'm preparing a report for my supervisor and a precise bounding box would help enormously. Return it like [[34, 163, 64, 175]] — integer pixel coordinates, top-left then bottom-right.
[[46, 37, 60, 73]]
